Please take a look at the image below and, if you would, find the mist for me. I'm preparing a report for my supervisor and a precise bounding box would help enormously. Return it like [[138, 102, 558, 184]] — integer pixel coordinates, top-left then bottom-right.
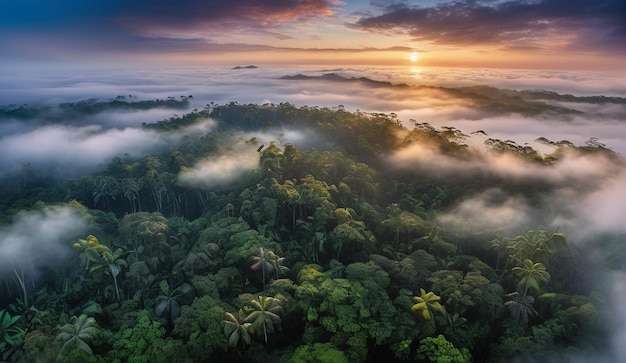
[[0, 205, 87, 278], [388, 133, 626, 240], [0, 65, 624, 362], [1, 65, 623, 235], [178, 142, 260, 190], [0, 110, 220, 178], [1, 65, 623, 152]]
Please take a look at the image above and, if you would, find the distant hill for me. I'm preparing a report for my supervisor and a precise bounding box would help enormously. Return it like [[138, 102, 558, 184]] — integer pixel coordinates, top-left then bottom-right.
[[232, 65, 259, 69], [280, 73, 407, 88], [279, 73, 591, 117]]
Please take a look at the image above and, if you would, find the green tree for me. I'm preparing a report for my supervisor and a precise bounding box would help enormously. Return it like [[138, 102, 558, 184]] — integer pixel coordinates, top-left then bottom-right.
[[223, 311, 251, 350], [513, 259, 550, 295], [509, 228, 567, 266], [330, 222, 365, 260], [242, 296, 283, 344], [72, 235, 128, 301], [428, 268, 503, 320], [172, 296, 227, 361], [295, 264, 396, 361], [248, 248, 284, 290], [504, 292, 538, 326], [72, 235, 113, 271], [488, 236, 509, 272], [291, 342, 349, 363], [416, 334, 470, 363], [108, 310, 165, 363], [56, 314, 98, 361], [154, 280, 192, 325], [382, 204, 428, 249]]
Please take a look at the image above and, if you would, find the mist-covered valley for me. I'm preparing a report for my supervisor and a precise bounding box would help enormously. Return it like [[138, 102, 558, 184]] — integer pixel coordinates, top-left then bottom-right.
[[0, 66, 625, 363]]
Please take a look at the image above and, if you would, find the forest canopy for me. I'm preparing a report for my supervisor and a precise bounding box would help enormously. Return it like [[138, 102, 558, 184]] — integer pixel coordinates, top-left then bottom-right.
[[0, 96, 624, 363]]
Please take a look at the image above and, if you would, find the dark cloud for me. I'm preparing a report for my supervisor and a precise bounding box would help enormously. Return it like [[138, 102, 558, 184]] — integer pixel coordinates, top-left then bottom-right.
[[116, 0, 338, 28], [0, 0, 338, 35], [0, 0, 340, 59], [353, 0, 625, 52]]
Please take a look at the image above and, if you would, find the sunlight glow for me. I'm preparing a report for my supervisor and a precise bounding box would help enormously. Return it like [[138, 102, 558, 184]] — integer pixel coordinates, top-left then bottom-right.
[[409, 52, 420, 62]]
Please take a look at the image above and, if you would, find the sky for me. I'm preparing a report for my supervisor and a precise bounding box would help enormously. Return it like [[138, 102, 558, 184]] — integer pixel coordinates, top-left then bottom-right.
[[0, 0, 624, 70]]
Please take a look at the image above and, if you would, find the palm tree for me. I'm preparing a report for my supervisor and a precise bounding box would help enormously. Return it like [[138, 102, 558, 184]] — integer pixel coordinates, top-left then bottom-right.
[[154, 281, 184, 325], [248, 248, 281, 290], [509, 228, 567, 266], [488, 236, 510, 272], [224, 310, 252, 350], [56, 314, 98, 360], [268, 252, 287, 280], [512, 259, 550, 295], [242, 296, 282, 344], [411, 288, 446, 322], [504, 292, 537, 326]]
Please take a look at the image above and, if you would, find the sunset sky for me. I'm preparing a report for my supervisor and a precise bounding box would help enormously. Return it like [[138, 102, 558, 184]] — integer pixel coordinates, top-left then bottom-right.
[[0, 0, 624, 70]]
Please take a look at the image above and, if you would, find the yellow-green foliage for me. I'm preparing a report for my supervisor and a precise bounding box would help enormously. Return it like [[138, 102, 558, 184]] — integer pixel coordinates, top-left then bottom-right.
[[108, 310, 165, 363], [417, 334, 471, 363], [291, 342, 349, 363], [295, 266, 395, 361], [411, 289, 446, 322]]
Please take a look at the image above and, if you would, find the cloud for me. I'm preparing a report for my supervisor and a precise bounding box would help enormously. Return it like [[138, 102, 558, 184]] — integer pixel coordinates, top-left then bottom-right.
[[0, 124, 169, 176], [607, 272, 626, 363], [0, 206, 87, 277], [1, 67, 623, 183], [549, 168, 626, 238], [0, 101, 219, 177], [437, 188, 531, 231], [1, 1, 339, 30], [353, 0, 625, 52], [177, 126, 318, 191], [388, 128, 626, 238], [178, 143, 260, 190], [114, 0, 338, 30], [0, 0, 340, 59]]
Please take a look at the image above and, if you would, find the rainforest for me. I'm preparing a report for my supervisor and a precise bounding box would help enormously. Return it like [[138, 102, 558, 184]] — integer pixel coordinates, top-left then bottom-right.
[[0, 80, 625, 363]]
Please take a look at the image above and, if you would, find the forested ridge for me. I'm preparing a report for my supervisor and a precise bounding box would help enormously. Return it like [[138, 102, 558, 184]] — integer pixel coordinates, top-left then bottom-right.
[[0, 99, 623, 363]]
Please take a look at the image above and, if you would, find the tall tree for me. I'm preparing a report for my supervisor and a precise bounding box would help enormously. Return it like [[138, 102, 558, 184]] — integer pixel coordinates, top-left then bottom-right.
[[242, 296, 283, 344], [512, 259, 550, 295], [224, 310, 252, 351], [56, 314, 98, 360], [72, 235, 127, 301], [504, 292, 538, 326], [411, 288, 446, 322], [248, 248, 283, 290]]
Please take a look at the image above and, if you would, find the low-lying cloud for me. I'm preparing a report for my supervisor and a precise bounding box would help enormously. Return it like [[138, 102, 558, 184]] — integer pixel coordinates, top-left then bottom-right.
[[437, 188, 531, 231], [0, 206, 87, 277], [0, 65, 622, 362], [0, 112, 217, 177], [386, 124, 626, 240], [178, 143, 260, 190], [0, 124, 167, 176]]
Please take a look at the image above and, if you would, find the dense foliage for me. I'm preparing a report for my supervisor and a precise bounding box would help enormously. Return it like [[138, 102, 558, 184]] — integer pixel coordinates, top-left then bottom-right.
[[0, 98, 622, 362]]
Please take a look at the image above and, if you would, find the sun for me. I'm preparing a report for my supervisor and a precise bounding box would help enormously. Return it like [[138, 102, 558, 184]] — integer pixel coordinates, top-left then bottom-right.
[[409, 51, 419, 62]]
